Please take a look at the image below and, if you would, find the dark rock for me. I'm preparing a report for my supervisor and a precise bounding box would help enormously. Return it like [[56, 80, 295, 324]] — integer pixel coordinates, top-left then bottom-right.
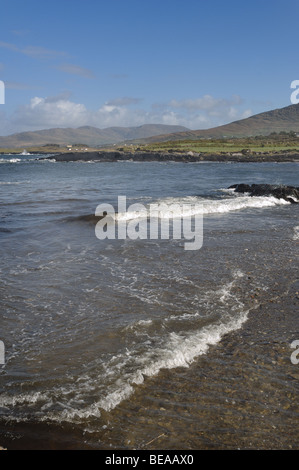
[[228, 184, 252, 193], [228, 184, 299, 203]]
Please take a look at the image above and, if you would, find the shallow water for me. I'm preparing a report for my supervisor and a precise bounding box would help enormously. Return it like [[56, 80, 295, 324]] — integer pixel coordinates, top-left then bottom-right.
[[0, 156, 298, 448]]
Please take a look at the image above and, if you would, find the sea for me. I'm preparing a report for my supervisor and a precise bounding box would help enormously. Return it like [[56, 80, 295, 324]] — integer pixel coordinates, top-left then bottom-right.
[[0, 153, 298, 449]]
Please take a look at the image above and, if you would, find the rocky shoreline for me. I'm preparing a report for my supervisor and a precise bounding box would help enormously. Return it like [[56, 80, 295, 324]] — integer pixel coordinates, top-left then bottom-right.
[[42, 150, 299, 163]]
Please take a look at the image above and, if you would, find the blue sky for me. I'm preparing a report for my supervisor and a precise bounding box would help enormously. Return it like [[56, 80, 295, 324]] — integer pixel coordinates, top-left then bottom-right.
[[0, 0, 299, 135]]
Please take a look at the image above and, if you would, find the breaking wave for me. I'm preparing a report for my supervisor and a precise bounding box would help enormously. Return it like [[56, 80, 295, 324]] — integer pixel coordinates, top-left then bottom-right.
[[112, 194, 290, 222], [0, 270, 253, 425]]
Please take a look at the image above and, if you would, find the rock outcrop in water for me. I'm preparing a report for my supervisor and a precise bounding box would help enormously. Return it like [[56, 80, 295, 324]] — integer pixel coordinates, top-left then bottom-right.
[[228, 184, 299, 203]]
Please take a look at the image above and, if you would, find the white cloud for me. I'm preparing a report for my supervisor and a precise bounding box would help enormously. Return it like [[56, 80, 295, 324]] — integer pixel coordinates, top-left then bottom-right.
[[8, 96, 186, 132], [9, 96, 145, 132], [11, 96, 89, 130], [4, 93, 252, 134], [149, 94, 250, 129]]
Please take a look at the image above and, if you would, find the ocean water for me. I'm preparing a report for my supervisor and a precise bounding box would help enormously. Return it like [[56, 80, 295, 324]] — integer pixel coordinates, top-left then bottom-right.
[[0, 155, 298, 448]]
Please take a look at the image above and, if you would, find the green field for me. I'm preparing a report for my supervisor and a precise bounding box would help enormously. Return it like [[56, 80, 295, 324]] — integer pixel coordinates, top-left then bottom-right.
[[131, 133, 299, 155]]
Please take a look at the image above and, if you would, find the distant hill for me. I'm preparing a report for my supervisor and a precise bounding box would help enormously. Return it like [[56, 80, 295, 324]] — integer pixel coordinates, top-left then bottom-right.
[[134, 104, 299, 144], [0, 124, 190, 148], [2, 103, 299, 149]]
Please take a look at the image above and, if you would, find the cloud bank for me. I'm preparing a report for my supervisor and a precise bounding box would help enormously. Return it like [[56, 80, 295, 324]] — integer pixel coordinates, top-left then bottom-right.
[[1, 93, 252, 135]]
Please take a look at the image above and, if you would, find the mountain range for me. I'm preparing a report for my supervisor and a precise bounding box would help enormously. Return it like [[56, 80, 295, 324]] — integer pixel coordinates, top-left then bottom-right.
[[0, 124, 189, 148], [135, 103, 299, 144], [0, 103, 299, 148]]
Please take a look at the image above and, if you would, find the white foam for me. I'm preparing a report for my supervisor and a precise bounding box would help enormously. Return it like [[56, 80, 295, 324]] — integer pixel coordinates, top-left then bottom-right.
[[126, 319, 153, 330], [293, 226, 299, 240], [56, 311, 250, 420], [0, 181, 25, 185], [113, 195, 290, 222], [140, 313, 248, 377], [0, 390, 47, 408], [0, 158, 21, 163]]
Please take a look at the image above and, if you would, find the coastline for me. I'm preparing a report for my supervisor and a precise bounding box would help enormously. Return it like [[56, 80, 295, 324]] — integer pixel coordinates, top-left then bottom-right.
[[42, 150, 299, 163]]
